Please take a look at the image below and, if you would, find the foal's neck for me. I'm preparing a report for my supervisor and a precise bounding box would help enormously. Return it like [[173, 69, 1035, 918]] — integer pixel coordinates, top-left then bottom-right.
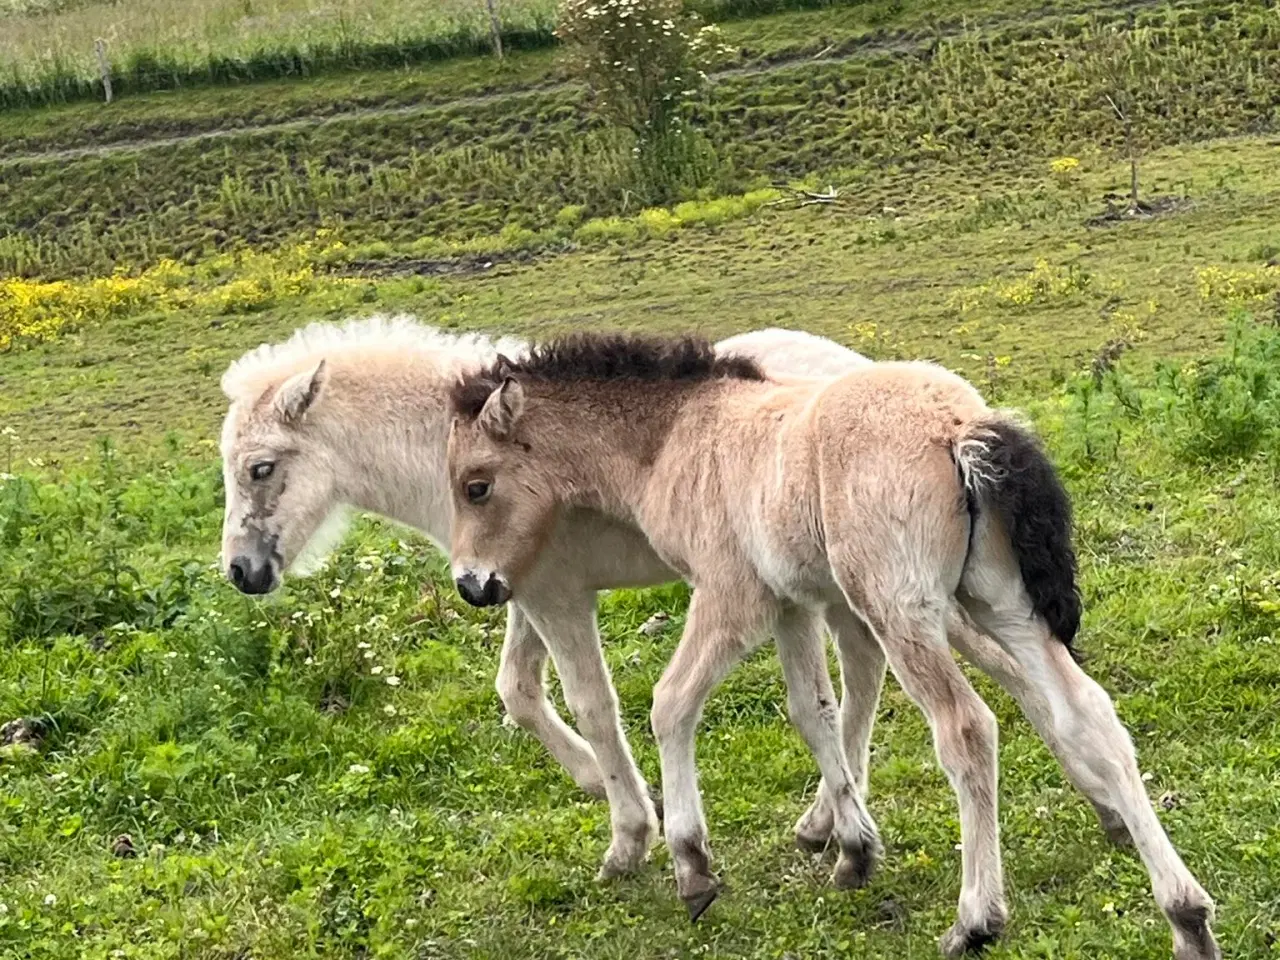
[[527, 381, 700, 520], [322, 354, 462, 546]]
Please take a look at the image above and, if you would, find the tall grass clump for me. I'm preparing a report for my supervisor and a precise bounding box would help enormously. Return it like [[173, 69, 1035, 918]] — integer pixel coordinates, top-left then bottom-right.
[[556, 0, 731, 204]]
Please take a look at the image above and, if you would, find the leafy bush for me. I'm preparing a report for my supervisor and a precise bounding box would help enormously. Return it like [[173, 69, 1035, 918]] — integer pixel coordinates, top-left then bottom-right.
[[556, 0, 731, 202]]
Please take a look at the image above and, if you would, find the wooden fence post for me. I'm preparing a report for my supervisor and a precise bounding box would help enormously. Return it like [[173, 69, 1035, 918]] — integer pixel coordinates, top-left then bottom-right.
[[485, 0, 504, 60], [94, 38, 113, 103]]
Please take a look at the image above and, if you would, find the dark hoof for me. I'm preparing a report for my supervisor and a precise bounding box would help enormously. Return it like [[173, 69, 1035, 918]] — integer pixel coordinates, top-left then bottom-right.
[[1170, 900, 1220, 960], [684, 884, 720, 923], [939, 911, 1007, 957], [833, 852, 876, 890], [648, 785, 664, 823], [832, 834, 883, 890]]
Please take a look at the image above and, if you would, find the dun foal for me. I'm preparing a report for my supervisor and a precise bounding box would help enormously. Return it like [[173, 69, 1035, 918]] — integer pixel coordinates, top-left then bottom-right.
[[446, 333, 1219, 959], [218, 317, 905, 885]]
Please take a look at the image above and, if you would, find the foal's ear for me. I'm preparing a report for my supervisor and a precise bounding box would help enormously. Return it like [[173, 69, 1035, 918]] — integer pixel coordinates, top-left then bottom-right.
[[478, 377, 525, 440], [494, 353, 516, 380], [275, 359, 327, 423]]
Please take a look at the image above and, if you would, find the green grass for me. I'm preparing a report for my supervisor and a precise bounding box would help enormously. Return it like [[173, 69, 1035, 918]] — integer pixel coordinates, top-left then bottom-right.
[[4, 132, 1278, 455], [0, 0, 1144, 156], [0, 0, 562, 110], [4, 287, 1280, 960], [4, 0, 1280, 955]]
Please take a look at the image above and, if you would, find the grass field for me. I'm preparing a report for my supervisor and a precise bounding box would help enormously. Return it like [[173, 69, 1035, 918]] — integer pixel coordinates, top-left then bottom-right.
[[3, 0, 1278, 279], [3, 0, 1280, 957]]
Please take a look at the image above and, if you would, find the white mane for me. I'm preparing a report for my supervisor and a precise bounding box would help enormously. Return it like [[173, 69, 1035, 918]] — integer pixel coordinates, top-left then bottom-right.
[[220, 313, 527, 400]]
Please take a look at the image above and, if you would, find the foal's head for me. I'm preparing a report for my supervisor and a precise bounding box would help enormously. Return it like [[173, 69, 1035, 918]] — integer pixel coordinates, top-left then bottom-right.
[[446, 362, 549, 608], [445, 333, 763, 607], [219, 357, 342, 595]]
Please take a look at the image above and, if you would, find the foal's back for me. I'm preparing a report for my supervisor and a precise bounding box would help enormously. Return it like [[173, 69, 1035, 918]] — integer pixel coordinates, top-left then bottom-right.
[[643, 361, 989, 602]]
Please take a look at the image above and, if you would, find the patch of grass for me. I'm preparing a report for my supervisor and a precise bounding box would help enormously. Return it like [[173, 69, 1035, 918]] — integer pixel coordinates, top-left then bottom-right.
[[0, 0, 562, 109], [3, 4, 1280, 956], [0, 0, 1052, 109], [0, 0, 1142, 157]]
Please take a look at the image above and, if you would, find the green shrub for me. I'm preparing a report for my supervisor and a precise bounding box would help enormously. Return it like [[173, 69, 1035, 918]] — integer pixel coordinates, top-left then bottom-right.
[[556, 0, 731, 203]]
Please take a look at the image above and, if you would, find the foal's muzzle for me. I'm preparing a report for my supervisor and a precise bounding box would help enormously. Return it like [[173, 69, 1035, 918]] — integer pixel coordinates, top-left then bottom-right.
[[454, 571, 511, 607], [227, 555, 278, 595]]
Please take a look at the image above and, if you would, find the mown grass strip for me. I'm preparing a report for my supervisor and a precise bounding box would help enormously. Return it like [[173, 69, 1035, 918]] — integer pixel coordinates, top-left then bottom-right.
[[0, 0, 908, 110]]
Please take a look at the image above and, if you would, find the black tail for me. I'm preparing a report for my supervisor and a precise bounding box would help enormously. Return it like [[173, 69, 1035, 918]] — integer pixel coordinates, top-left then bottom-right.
[[959, 418, 1082, 652]]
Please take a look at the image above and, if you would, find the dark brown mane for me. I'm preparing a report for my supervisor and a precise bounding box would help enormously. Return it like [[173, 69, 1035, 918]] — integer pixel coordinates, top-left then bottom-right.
[[450, 332, 765, 419]]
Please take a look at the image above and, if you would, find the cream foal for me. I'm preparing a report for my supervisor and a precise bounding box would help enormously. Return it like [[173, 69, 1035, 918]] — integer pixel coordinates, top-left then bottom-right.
[[445, 332, 1219, 959]]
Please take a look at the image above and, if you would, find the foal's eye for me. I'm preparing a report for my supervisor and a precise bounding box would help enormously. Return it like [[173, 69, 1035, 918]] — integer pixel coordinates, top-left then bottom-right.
[[466, 479, 492, 504], [249, 461, 275, 482]]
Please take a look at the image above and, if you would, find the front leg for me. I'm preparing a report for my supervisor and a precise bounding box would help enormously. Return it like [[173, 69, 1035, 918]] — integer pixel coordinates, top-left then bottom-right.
[[520, 592, 659, 880], [496, 603, 607, 800], [650, 588, 773, 920]]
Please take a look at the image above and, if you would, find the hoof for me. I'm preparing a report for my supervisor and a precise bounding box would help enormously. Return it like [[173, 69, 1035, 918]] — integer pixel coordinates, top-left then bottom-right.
[[648, 785, 664, 824], [833, 851, 876, 890], [682, 880, 720, 923], [793, 803, 834, 855], [939, 910, 1007, 958], [597, 833, 652, 881], [1171, 900, 1220, 960], [832, 832, 883, 890], [939, 923, 1001, 957], [597, 857, 639, 881]]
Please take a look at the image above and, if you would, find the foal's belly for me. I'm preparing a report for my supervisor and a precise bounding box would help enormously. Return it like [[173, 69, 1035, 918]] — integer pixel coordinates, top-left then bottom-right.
[[746, 525, 836, 607]]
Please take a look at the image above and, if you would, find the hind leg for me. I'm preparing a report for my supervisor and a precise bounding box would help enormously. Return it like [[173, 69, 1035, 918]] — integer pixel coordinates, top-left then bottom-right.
[[961, 524, 1218, 959], [774, 605, 883, 888], [838, 585, 1007, 955], [945, 609, 1131, 848], [794, 607, 887, 854]]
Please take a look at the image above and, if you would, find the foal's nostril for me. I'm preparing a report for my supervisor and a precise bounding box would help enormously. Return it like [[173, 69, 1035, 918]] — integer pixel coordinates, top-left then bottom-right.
[[228, 561, 247, 588], [455, 573, 486, 607], [455, 572, 508, 607], [485, 575, 512, 606]]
